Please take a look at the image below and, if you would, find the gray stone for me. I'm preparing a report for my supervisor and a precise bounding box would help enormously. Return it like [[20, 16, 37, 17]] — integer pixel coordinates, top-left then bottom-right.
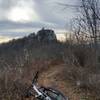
[[37, 28, 57, 42]]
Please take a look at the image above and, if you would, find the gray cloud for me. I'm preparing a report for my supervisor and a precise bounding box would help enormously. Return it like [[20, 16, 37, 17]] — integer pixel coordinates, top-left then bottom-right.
[[0, 0, 18, 20], [34, 0, 77, 28], [0, 0, 78, 41], [0, 0, 17, 9]]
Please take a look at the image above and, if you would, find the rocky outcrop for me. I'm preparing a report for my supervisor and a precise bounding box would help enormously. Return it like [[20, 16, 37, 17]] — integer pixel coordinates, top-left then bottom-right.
[[37, 28, 57, 42]]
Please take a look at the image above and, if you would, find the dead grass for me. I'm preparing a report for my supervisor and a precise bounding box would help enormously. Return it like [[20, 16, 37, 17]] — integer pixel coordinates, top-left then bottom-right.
[[0, 43, 100, 100]]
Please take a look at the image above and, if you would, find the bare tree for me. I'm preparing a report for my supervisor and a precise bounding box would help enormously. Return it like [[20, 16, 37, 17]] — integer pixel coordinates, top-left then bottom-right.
[[78, 0, 100, 48], [75, 0, 100, 68], [60, 0, 100, 46], [60, 0, 100, 67]]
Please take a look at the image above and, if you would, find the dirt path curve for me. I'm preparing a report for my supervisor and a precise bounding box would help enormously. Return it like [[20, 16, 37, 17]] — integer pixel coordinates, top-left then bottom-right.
[[38, 64, 83, 100]]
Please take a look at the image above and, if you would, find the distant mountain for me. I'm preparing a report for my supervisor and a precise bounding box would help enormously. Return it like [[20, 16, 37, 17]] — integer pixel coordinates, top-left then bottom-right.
[[0, 28, 62, 69]]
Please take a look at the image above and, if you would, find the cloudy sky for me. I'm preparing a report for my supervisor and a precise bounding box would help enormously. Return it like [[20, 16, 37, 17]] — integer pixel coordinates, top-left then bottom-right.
[[0, 0, 78, 43]]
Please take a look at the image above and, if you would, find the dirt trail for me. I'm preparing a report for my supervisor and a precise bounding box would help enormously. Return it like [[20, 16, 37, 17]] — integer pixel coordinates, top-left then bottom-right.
[[25, 60, 95, 100], [38, 64, 83, 100]]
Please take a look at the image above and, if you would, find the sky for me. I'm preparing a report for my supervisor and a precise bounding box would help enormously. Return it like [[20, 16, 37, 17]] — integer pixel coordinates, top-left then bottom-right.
[[0, 0, 78, 43]]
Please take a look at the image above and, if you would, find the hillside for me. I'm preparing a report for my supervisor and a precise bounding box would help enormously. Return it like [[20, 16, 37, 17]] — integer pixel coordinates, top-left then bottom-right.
[[0, 31, 100, 100]]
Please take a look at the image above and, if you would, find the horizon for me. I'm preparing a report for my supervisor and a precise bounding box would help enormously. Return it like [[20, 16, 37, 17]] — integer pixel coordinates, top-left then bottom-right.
[[0, 28, 67, 43]]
